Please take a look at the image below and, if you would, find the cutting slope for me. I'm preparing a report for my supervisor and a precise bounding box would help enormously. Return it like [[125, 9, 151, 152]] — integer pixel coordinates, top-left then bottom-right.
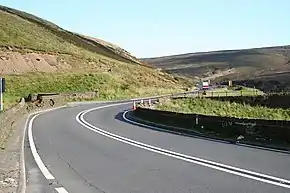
[[142, 46, 290, 91], [0, 5, 192, 108]]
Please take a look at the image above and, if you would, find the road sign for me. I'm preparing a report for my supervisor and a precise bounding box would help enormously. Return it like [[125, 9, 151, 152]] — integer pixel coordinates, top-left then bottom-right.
[[1, 78, 5, 93], [0, 77, 4, 111]]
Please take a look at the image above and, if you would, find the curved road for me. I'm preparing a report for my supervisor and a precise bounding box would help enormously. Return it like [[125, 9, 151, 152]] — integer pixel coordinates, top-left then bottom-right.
[[24, 101, 290, 193]]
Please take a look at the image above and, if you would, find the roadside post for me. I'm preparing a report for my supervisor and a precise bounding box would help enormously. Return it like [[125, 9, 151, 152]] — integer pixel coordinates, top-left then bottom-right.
[[0, 77, 5, 111]]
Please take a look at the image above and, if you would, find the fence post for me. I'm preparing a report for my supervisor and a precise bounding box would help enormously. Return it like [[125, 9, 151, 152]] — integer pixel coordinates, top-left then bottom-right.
[[0, 79, 2, 111]]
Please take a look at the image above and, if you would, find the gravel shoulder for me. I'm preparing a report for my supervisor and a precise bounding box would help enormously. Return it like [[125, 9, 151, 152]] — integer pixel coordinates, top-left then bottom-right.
[[0, 113, 26, 193], [0, 99, 67, 193]]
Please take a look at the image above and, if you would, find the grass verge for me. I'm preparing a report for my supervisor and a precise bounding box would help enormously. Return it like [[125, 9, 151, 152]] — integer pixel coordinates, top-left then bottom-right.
[[156, 98, 290, 120], [201, 86, 264, 97], [2, 71, 188, 109]]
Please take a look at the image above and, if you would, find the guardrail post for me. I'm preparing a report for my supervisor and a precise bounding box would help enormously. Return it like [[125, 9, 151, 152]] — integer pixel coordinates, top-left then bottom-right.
[[133, 101, 136, 110], [195, 115, 199, 125], [148, 99, 152, 106]]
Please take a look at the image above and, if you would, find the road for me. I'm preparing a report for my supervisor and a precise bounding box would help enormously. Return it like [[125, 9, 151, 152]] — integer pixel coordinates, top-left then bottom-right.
[[24, 101, 290, 193]]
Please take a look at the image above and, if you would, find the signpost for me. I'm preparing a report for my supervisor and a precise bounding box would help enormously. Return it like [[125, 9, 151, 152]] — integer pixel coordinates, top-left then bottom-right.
[[0, 77, 5, 111]]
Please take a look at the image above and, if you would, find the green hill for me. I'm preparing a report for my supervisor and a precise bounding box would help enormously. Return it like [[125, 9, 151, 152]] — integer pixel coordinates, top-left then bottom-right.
[[0, 5, 192, 108], [0, 5, 139, 64]]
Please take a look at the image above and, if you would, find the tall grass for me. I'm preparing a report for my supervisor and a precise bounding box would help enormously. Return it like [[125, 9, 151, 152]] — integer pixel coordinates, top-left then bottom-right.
[[3, 71, 186, 106], [156, 98, 290, 120]]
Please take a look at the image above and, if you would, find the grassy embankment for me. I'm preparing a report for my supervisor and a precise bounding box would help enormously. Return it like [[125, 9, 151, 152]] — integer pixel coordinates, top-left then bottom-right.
[[156, 97, 290, 120], [195, 86, 265, 97], [0, 8, 192, 109]]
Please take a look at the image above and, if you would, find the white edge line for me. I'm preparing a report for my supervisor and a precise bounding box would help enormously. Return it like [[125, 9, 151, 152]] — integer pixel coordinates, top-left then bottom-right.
[[19, 117, 28, 193], [55, 187, 69, 193], [28, 114, 55, 179], [123, 110, 290, 154], [76, 102, 290, 189], [123, 111, 230, 144], [20, 106, 67, 193], [21, 99, 160, 192], [20, 105, 66, 184], [20, 93, 188, 192], [122, 110, 290, 185]]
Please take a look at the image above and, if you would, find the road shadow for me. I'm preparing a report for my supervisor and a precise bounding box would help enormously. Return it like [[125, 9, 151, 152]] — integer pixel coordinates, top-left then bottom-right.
[[114, 109, 290, 155], [114, 109, 235, 145]]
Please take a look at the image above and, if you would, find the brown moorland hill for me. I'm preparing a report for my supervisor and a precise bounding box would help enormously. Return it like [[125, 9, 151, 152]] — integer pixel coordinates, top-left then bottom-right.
[[142, 46, 290, 92]]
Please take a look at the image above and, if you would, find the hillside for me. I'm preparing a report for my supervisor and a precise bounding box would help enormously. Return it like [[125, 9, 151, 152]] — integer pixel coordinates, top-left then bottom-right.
[[0, 5, 141, 65], [142, 46, 290, 92], [0, 5, 192, 108], [79, 34, 142, 65]]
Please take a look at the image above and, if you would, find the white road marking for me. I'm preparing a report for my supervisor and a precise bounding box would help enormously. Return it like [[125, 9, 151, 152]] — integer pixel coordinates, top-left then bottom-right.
[[25, 104, 129, 193], [28, 114, 55, 180], [123, 110, 290, 154], [23, 98, 185, 192], [123, 111, 231, 144], [21, 106, 65, 193], [76, 103, 290, 189], [20, 117, 29, 193], [55, 187, 69, 193]]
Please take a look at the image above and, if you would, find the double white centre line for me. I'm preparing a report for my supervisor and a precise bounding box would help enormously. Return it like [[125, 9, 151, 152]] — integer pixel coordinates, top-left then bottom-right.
[[76, 103, 290, 189]]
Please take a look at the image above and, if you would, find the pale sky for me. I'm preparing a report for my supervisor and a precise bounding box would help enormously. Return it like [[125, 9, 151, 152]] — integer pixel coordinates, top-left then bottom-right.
[[1, 0, 290, 58]]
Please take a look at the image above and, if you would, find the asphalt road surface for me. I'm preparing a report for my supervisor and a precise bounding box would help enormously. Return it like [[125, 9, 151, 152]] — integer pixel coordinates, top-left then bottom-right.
[[24, 101, 290, 193]]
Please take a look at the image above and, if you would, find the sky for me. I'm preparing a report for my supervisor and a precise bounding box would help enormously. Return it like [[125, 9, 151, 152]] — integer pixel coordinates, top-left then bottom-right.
[[1, 0, 290, 58]]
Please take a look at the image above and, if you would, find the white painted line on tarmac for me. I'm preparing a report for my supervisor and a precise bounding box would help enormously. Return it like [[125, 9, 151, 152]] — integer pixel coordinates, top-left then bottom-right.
[[21, 106, 66, 193], [123, 110, 290, 154], [20, 117, 29, 193], [123, 111, 231, 144], [76, 103, 290, 189], [28, 114, 55, 180], [55, 187, 69, 193]]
